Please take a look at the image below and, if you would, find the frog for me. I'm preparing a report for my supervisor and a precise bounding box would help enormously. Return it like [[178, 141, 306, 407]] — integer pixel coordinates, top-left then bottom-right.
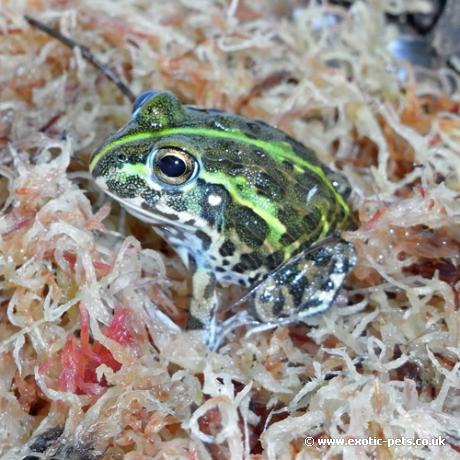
[[89, 90, 356, 346]]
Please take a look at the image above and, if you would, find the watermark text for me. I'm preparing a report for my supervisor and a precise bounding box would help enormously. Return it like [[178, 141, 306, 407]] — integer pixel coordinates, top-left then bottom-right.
[[304, 436, 446, 447]]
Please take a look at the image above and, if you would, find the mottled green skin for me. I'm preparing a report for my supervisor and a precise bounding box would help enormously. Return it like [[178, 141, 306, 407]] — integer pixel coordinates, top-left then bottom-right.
[[90, 91, 354, 343]]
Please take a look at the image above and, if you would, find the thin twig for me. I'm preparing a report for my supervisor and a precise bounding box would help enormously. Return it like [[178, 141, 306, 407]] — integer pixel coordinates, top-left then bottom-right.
[[24, 15, 136, 103]]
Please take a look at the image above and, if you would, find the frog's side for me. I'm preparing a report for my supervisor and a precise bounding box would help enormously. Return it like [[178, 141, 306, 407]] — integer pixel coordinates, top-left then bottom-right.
[[90, 90, 356, 345]]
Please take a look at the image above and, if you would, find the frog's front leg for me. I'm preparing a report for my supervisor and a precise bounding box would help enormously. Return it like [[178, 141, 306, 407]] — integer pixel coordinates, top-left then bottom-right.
[[185, 266, 218, 344]]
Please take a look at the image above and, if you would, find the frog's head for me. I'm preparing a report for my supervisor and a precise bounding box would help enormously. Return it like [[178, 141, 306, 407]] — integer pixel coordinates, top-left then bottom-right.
[[90, 90, 277, 251], [90, 91, 201, 228], [90, 90, 352, 263]]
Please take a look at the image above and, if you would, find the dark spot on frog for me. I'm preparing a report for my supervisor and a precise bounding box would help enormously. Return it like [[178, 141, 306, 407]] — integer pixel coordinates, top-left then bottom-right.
[[279, 206, 319, 246], [248, 273, 262, 284], [309, 247, 332, 267], [221, 273, 234, 282], [321, 279, 335, 291], [219, 240, 235, 257], [166, 194, 189, 212], [253, 171, 284, 200], [232, 263, 245, 274], [279, 232, 298, 246], [195, 229, 212, 250], [186, 315, 204, 329], [140, 188, 161, 206], [302, 208, 322, 233], [188, 254, 197, 274], [140, 201, 180, 221], [230, 206, 268, 248], [244, 119, 275, 138], [338, 257, 350, 274], [304, 297, 321, 308], [265, 250, 284, 271], [232, 252, 264, 273], [274, 267, 298, 285], [288, 276, 309, 306]]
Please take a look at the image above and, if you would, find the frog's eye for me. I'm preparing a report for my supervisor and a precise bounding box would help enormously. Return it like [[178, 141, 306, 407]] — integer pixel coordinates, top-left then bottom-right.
[[151, 147, 198, 185], [132, 90, 158, 114]]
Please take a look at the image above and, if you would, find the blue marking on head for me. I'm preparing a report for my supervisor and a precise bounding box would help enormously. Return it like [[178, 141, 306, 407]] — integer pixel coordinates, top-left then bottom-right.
[[132, 91, 158, 115]]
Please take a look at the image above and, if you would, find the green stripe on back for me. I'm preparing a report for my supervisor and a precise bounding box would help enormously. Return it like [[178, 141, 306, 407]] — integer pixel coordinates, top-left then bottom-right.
[[91, 127, 347, 207], [201, 171, 286, 244]]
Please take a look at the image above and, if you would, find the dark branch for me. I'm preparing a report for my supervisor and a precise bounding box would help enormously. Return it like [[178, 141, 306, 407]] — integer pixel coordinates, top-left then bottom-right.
[[24, 15, 136, 103]]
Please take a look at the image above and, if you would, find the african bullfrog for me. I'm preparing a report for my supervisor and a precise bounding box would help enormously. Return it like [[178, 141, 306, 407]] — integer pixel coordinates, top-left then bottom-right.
[[90, 90, 356, 346]]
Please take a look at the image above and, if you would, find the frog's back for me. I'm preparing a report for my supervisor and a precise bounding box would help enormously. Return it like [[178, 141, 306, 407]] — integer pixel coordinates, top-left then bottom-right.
[[179, 106, 353, 261]]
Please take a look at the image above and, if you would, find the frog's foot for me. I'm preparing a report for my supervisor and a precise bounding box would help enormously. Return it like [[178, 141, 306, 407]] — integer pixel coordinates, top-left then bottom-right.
[[251, 238, 356, 323], [219, 238, 355, 328]]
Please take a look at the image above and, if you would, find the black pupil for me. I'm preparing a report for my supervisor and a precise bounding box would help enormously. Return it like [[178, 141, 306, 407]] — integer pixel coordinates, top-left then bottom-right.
[[158, 155, 187, 177]]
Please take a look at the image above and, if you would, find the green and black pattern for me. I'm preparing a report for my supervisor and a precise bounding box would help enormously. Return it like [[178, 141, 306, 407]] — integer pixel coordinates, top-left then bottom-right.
[[90, 90, 356, 346]]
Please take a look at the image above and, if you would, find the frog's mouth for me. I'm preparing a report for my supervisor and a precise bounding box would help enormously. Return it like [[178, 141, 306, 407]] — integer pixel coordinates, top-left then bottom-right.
[[99, 186, 191, 230]]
